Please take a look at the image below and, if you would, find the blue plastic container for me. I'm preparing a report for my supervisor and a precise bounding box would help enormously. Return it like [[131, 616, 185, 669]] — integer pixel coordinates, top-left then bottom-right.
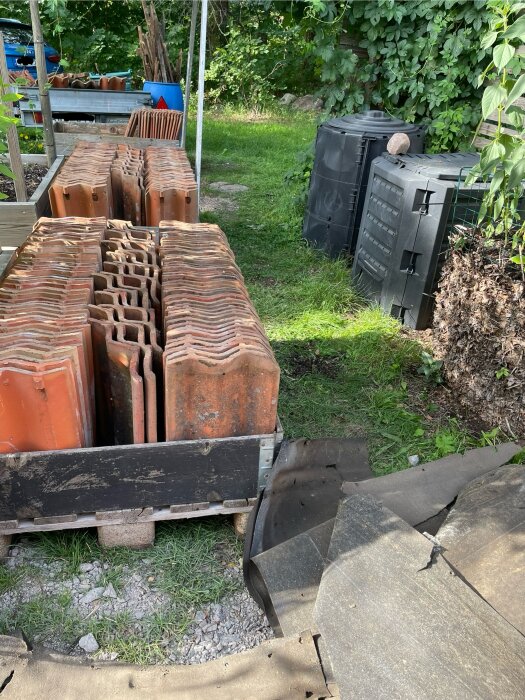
[[143, 81, 184, 111]]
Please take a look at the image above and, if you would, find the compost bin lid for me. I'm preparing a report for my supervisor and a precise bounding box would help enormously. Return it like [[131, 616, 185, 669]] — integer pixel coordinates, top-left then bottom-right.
[[323, 110, 424, 136], [386, 152, 480, 180]]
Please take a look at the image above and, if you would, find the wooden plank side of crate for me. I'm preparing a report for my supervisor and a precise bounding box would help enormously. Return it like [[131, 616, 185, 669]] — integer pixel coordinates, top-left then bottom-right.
[[0, 205, 37, 247], [54, 132, 179, 155], [0, 437, 261, 520]]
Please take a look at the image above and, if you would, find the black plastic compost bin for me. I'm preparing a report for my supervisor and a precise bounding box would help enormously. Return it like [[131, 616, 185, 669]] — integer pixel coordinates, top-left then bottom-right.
[[302, 110, 425, 258], [352, 152, 486, 330]]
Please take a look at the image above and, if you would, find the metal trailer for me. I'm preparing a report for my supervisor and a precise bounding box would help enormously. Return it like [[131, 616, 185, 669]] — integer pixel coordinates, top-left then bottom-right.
[[17, 86, 152, 126]]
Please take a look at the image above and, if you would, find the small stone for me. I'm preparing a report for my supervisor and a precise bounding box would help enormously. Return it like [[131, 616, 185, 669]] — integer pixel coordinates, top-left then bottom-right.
[[147, 576, 155, 583], [79, 563, 93, 573], [134, 611, 145, 620], [103, 583, 117, 599], [408, 454, 420, 467], [80, 586, 105, 605], [78, 633, 99, 653], [194, 611, 206, 623], [279, 92, 296, 106], [387, 132, 411, 156]]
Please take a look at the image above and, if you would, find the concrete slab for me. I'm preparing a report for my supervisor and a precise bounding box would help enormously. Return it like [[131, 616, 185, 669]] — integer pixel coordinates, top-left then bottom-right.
[[0, 632, 328, 699], [250, 519, 334, 636], [244, 438, 370, 607], [438, 464, 525, 636], [314, 494, 525, 700], [342, 443, 520, 532]]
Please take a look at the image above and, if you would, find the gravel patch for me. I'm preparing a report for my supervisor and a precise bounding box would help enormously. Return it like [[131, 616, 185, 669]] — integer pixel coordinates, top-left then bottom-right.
[[171, 591, 273, 664], [208, 181, 248, 193], [0, 534, 273, 664], [200, 194, 238, 213]]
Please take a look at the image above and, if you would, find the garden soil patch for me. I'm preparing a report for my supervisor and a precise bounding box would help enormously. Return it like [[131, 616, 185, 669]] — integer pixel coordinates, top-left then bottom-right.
[[433, 237, 525, 437], [0, 164, 48, 202]]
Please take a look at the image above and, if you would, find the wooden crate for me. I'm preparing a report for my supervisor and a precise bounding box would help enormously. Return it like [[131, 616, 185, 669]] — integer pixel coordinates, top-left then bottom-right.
[[0, 422, 283, 546], [53, 121, 180, 155], [0, 154, 64, 247]]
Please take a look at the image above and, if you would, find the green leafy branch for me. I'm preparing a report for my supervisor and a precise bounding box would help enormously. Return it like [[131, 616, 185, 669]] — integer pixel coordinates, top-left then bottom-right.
[[467, 0, 525, 270]]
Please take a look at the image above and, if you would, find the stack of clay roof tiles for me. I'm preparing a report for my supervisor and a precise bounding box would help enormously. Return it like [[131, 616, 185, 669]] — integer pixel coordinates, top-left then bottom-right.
[[0, 215, 279, 454], [144, 148, 198, 226], [160, 220, 280, 441], [49, 142, 116, 219], [125, 108, 183, 140], [0, 217, 105, 453], [111, 145, 144, 225], [89, 221, 163, 445], [50, 143, 197, 228]]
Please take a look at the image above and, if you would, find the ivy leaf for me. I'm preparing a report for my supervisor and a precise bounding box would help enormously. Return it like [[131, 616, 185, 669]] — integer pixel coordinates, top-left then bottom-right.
[[503, 15, 525, 40], [0, 164, 15, 179], [493, 43, 515, 69], [482, 84, 507, 118], [480, 31, 498, 50], [506, 73, 525, 107]]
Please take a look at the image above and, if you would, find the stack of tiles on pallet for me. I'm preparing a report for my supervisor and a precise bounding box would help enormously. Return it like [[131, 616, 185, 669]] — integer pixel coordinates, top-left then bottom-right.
[[0, 217, 105, 453], [49, 142, 116, 218], [110, 145, 144, 225], [50, 142, 198, 227], [89, 221, 163, 446], [144, 148, 198, 226], [160, 221, 280, 441], [125, 108, 183, 140]]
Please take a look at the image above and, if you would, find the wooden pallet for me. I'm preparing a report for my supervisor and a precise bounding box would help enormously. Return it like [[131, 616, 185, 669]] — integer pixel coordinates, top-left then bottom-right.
[[0, 498, 257, 553], [0, 423, 281, 551]]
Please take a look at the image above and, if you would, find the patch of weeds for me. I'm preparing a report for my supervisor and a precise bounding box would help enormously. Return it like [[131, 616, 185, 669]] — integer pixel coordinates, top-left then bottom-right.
[[0, 566, 25, 595], [417, 351, 444, 384], [510, 448, 525, 464], [151, 519, 241, 606], [0, 592, 79, 648], [478, 426, 502, 447], [96, 567, 123, 593], [88, 608, 190, 664], [97, 635, 166, 665], [28, 529, 100, 578], [88, 612, 168, 664], [432, 420, 475, 458]]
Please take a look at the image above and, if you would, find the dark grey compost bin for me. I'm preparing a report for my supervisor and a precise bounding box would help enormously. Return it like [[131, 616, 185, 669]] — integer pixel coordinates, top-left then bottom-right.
[[352, 152, 485, 330], [302, 110, 425, 258]]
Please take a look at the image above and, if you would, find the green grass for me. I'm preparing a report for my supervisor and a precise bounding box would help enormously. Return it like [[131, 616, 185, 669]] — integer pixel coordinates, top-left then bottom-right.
[[184, 110, 477, 474], [2, 519, 241, 662], [0, 591, 80, 650]]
